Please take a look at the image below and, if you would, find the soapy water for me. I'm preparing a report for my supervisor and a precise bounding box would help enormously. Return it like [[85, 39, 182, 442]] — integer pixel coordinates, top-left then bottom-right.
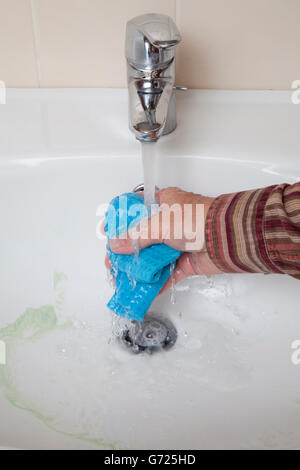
[[1, 269, 298, 449], [0, 272, 258, 449]]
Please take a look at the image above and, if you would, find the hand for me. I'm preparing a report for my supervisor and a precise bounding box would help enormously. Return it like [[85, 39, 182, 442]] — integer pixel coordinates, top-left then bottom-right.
[[106, 187, 221, 292]]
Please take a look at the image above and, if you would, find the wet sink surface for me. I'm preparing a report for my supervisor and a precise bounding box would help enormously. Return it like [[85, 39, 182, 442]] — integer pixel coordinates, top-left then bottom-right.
[[0, 89, 300, 449]]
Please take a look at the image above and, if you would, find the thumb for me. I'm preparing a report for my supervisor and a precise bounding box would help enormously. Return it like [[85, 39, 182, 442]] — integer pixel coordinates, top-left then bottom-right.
[[109, 212, 163, 254]]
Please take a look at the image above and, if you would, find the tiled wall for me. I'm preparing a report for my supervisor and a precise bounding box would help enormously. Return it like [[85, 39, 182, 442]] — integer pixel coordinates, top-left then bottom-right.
[[1, 0, 299, 89]]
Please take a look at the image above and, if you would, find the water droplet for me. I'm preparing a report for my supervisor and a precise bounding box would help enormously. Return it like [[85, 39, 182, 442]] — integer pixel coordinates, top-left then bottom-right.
[[170, 262, 176, 305], [132, 239, 140, 259]]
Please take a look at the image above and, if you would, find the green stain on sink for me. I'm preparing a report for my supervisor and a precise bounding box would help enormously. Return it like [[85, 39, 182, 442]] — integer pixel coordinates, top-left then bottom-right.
[[0, 283, 117, 450], [0, 305, 64, 411], [53, 271, 68, 290], [53, 271, 68, 312], [0, 305, 63, 343]]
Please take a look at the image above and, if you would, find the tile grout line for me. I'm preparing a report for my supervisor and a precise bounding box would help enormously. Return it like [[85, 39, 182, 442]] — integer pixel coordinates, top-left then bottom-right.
[[30, 0, 42, 87], [175, 0, 180, 26]]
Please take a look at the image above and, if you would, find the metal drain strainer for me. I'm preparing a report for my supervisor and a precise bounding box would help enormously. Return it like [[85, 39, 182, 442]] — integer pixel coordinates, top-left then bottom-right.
[[121, 315, 177, 354]]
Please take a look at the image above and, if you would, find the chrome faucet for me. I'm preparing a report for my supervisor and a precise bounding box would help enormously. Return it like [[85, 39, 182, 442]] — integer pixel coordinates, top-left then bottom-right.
[[125, 13, 182, 142]]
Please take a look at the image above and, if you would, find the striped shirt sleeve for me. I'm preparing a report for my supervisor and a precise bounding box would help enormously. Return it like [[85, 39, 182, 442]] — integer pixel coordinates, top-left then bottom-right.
[[205, 182, 300, 280]]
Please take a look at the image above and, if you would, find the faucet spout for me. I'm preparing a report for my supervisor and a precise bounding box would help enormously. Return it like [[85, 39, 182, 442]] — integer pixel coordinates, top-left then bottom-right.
[[125, 13, 181, 142]]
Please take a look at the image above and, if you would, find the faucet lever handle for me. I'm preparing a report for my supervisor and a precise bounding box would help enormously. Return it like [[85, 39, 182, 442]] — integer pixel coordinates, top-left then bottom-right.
[[128, 13, 181, 48], [126, 13, 181, 68]]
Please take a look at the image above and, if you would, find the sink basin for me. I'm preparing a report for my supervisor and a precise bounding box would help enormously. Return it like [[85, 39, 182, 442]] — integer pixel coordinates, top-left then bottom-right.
[[0, 89, 300, 450]]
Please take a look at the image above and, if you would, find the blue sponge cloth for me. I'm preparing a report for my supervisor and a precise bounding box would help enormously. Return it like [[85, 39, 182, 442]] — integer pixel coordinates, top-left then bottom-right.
[[105, 193, 182, 321]]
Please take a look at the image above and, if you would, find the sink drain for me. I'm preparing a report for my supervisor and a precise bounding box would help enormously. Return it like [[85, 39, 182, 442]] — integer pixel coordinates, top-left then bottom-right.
[[121, 314, 177, 354]]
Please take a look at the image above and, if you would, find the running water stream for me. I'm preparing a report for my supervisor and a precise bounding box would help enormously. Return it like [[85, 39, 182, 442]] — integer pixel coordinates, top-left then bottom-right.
[[141, 141, 176, 303], [141, 142, 157, 208]]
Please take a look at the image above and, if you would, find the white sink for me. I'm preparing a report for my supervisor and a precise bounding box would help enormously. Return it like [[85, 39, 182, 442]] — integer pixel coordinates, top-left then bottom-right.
[[0, 89, 300, 450]]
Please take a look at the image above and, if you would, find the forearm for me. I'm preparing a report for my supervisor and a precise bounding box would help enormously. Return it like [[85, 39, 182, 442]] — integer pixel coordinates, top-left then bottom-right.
[[205, 182, 300, 279]]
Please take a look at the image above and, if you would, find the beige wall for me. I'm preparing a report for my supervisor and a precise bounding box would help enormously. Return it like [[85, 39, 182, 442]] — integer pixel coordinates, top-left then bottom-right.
[[0, 0, 299, 89]]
